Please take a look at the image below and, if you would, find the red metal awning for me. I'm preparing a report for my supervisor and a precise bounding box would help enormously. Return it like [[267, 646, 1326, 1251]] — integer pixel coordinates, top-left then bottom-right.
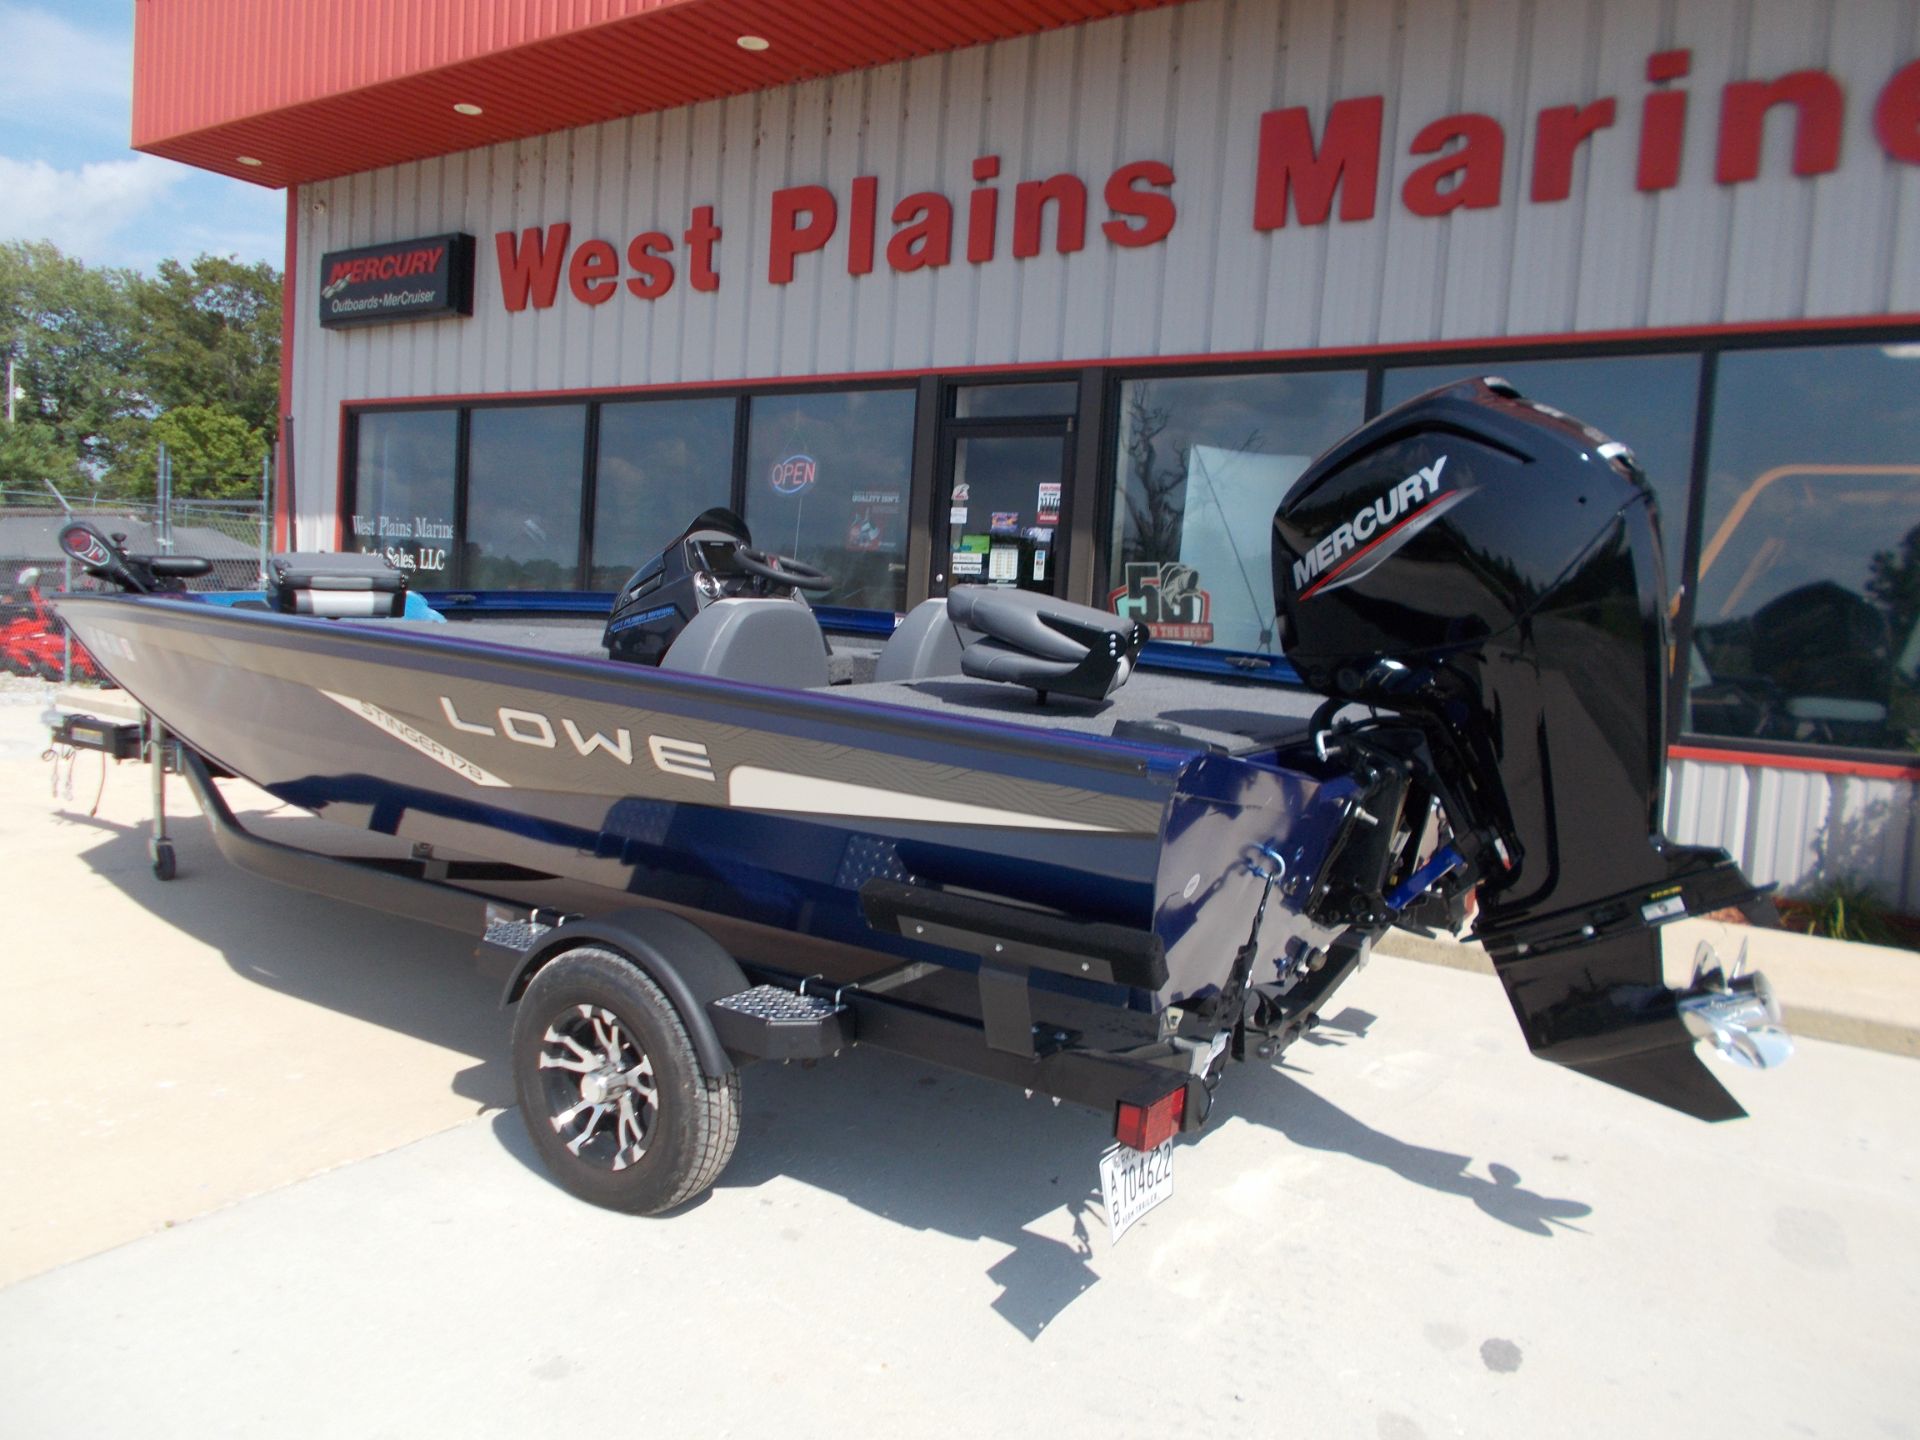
[[134, 0, 1189, 189]]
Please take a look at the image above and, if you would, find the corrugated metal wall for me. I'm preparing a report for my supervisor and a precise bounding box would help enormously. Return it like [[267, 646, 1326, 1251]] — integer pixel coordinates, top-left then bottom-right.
[[291, 0, 1919, 507], [1667, 759, 1920, 910]]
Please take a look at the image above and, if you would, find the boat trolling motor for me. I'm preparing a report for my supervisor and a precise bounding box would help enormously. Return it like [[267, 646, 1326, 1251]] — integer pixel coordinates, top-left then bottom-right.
[[57, 520, 213, 594], [1271, 377, 1790, 1120]]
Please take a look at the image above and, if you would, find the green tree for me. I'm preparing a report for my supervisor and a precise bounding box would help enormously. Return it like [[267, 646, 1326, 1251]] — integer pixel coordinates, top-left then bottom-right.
[[0, 417, 81, 491], [133, 256, 282, 440], [1868, 523, 1920, 655], [126, 405, 268, 499], [0, 241, 146, 483]]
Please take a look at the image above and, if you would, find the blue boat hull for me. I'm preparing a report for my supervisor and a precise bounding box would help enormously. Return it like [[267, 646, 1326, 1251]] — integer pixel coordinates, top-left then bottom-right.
[[55, 594, 1361, 1009]]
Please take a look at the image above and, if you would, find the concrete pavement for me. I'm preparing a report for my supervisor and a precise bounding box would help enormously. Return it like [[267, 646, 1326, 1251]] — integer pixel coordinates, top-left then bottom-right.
[[2, 953, 1915, 1439], [0, 684, 511, 1286], [2, 682, 1918, 1437]]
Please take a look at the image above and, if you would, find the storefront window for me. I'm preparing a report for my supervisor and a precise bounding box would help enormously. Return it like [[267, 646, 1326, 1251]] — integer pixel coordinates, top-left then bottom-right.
[[1108, 370, 1365, 651], [1381, 354, 1701, 598], [954, 382, 1077, 418], [348, 409, 458, 581], [1687, 343, 1920, 754], [465, 405, 588, 589], [590, 398, 736, 589], [742, 388, 916, 611]]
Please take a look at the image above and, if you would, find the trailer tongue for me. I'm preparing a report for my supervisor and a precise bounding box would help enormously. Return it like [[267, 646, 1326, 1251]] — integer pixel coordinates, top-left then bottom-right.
[[47, 376, 1788, 1226]]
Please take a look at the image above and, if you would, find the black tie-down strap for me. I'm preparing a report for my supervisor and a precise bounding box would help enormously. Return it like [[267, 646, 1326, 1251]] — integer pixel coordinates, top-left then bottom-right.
[[859, 879, 1167, 1056]]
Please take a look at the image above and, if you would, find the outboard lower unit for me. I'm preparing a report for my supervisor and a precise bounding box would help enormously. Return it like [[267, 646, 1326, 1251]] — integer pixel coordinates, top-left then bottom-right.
[[1272, 378, 1787, 1121]]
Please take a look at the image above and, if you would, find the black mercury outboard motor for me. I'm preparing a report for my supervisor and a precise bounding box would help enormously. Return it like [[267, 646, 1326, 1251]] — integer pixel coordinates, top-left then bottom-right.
[[1273, 378, 1789, 1120]]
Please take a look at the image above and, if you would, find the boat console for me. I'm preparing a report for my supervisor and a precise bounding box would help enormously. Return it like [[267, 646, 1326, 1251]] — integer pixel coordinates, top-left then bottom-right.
[[603, 508, 833, 668]]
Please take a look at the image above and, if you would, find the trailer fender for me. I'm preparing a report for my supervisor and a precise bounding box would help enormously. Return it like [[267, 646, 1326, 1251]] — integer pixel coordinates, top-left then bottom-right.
[[502, 909, 747, 1079]]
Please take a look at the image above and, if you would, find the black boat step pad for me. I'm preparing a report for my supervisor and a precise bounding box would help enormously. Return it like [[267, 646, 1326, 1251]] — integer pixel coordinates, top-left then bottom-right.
[[709, 985, 854, 1062]]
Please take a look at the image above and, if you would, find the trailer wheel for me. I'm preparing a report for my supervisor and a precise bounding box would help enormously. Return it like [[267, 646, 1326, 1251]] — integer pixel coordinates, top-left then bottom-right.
[[511, 946, 741, 1214]]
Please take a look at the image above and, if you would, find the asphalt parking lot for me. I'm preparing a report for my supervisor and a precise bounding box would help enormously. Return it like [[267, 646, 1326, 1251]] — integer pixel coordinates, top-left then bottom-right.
[[2, 685, 1917, 1439]]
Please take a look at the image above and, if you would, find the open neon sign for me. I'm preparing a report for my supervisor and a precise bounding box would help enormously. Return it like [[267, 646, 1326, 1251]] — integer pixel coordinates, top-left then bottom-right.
[[770, 455, 817, 496]]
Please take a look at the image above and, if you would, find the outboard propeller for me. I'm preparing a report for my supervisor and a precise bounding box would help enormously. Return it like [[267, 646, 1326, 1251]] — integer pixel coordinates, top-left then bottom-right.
[[1679, 941, 1794, 1072]]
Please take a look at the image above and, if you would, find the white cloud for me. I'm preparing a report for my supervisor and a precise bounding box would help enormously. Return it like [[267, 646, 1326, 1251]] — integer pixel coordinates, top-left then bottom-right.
[[0, 4, 131, 140], [0, 5, 287, 274], [0, 154, 182, 266]]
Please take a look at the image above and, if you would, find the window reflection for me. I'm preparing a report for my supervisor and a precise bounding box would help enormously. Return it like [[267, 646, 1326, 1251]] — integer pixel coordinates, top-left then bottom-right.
[[1380, 354, 1700, 598], [591, 398, 735, 589], [742, 389, 915, 611], [1109, 371, 1365, 651], [953, 382, 1077, 418], [349, 410, 458, 580], [1688, 345, 1920, 753], [465, 405, 587, 589]]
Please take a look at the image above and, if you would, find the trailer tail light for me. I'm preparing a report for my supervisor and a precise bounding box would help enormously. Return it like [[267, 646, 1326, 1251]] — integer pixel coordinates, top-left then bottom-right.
[[1115, 1085, 1186, 1152]]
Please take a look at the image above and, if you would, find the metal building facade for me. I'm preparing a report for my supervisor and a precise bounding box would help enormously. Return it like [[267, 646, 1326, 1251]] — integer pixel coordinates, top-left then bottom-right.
[[276, 0, 1920, 905], [1667, 759, 1920, 911], [288, 0, 1918, 494]]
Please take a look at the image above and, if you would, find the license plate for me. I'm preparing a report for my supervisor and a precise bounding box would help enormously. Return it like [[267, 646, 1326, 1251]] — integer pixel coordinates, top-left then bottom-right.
[[1098, 1139, 1174, 1244]]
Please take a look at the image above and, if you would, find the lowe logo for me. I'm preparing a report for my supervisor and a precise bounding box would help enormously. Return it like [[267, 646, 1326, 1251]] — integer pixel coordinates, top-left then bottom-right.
[[440, 697, 716, 781], [1291, 456, 1469, 600]]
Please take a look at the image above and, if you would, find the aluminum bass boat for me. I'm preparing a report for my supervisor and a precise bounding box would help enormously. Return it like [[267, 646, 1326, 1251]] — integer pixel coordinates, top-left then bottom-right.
[[50, 380, 1790, 1219]]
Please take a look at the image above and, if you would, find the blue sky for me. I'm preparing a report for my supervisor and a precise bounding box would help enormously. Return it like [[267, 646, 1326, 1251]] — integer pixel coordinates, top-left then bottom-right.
[[0, 0, 283, 273]]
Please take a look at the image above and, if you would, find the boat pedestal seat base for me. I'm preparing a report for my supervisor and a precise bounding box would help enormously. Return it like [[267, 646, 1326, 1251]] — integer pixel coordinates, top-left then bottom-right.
[[660, 598, 830, 689]]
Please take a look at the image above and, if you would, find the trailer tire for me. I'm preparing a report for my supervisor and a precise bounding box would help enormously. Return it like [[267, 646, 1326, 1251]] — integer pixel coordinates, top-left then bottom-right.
[[511, 946, 740, 1215]]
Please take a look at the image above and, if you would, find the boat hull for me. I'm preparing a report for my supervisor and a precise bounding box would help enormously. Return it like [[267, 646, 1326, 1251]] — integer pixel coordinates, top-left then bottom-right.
[[54, 595, 1357, 1006]]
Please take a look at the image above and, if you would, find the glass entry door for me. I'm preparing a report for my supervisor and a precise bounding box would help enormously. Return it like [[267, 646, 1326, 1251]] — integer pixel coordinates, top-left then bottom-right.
[[938, 429, 1070, 595]]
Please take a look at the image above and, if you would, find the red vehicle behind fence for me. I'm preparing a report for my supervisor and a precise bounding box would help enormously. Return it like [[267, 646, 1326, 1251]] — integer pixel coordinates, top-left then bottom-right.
[[1, 570, 99, 680]]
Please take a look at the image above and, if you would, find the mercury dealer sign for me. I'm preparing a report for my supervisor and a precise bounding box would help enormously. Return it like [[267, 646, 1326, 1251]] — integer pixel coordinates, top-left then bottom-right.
[[318, 233, 476, 329]]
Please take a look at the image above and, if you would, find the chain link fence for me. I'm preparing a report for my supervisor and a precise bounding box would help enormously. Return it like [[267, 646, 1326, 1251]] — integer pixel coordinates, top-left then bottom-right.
[[1, 482, 269, 680]]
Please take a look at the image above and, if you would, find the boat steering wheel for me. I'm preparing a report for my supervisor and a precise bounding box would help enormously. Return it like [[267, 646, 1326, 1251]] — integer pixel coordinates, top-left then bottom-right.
[[733, 546, 835, 593]]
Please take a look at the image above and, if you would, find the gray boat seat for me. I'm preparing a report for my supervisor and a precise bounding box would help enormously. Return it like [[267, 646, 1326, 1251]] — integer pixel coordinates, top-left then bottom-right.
[[873, 598, 966, 682], [946, 587, 1148, 702], [660, 598, 830, 689]]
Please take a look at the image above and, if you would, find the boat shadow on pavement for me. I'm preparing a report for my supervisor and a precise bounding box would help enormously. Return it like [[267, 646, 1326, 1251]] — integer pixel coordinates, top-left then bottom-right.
[[493, 1012, 1593, 1340], [65, 801, 512, 1111], [73, 803, 1592, 1342]]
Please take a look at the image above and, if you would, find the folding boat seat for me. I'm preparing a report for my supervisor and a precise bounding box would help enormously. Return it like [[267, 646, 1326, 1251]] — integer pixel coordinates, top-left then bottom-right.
[[946, 587, 1148, 702]]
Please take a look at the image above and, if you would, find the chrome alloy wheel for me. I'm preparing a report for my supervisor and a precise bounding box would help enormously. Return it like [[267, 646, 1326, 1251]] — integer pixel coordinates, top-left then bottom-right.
[[536, 1003, 659, 1171]]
